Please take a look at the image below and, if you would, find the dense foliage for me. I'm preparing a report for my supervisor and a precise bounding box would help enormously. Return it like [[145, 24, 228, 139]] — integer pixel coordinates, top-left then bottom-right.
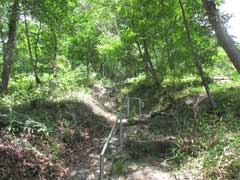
[[0, 0, 228, 92], [0, 0, 240, 179]]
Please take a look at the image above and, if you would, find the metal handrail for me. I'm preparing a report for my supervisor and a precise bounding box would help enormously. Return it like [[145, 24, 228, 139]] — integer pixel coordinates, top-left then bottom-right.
[[98, 96, 142, 180], [99, 96, 128, 180], [99, 121, 117, 180]]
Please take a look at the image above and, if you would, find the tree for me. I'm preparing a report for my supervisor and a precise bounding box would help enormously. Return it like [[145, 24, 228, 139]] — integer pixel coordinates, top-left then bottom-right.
[[117, 0, 168, 86], [179, 0, 216, 108], [202, 0, 240, 72], [1, 0, 19, 93], [24, 14, 41, 84], [67, 2, 101, 81]]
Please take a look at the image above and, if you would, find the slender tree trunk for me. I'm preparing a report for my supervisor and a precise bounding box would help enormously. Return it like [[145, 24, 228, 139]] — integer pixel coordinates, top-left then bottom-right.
[[0, 28, 5, 61], [142, 39, 161, 87], [153, 47, 164, 79], [165, 32, 172, 69], [136, 40, 151, 78], [24, 14, 41, 85], [0, 28, 5, 51], [52, 31, 57, 80], [87, 39, 92, 83], [87, 44, 90, 83], [132, 15, 161, 86], [86, 62, 90, 82], [132, 19, 156, 82], [101, 63, 105, 77], [165, 31, 176, 96], [153, 47, 164, 77], [202, 0, 240, 72], [179, 0, 216, 108], [33, 22, 42, 84], [1, 0, 19, 94]]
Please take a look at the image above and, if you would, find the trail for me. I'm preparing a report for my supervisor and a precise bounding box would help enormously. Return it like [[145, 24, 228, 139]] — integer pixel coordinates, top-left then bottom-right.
[[70, 91, 117, 123], [64, 88, 201, 180], [89, 86, 177, 179], [61, 89, 118, 180]]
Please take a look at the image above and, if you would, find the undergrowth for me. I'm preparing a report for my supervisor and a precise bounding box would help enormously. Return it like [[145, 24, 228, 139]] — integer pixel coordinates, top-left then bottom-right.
[[119, 73, 240, 179], [0, 69, 110, 178]]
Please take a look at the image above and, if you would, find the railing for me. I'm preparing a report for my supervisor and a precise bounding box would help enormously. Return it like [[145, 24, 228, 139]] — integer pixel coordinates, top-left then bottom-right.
[[98, 96, 142, 180], [99, 121, 117, 180], [127, 97, 142, 119]]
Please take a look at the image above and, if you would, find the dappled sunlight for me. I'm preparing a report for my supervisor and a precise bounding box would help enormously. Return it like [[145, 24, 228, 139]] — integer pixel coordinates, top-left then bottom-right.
[[0, 0, 240, 179]]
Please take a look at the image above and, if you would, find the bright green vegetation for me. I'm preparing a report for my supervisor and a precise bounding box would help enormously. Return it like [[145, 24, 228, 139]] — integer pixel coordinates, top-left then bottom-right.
[[0, 0, 240, 179], [112, 155, 129, 175]]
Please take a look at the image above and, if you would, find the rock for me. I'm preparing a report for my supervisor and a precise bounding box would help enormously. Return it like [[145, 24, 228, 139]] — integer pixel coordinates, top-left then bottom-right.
[[70, 170, 77, 176], [92, 138, 100, 145], [70, 169, 89, 180], [130, 171, 145, 180], [143, 167, 152, 174], [160, 160, 170, 168], [90, 158, 99, 166], [89, 153, 99, 159], [125, 139, 176, 154], [87, 173, 96, 180], [127, 163, 138, 172]]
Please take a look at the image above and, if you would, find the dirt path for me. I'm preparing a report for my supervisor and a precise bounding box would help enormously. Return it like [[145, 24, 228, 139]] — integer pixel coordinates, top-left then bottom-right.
[[69, 91, 117, 123], [61, 90, 118, 179], [0, 88, 203, 180], [62, 90, 200, 180]]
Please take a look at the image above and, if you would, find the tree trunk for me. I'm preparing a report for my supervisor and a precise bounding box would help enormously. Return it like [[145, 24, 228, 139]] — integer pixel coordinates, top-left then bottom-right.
[[87, 39, 92, 83], [165, 31, 176, 96], [132, 19, 160, 84], [33, 22, 42, 84], [0, 28, 5, 52], [202, 0, 240, 72], [101, 63, 105, 77], [1, 0, 19, 94], [0, 28, 5, 62], [24, 14, 41, 85], [142, 39, 161, 87], [136, 40, 151, 78], [52, 31, 57, 80], [179, 0, 216, 108]]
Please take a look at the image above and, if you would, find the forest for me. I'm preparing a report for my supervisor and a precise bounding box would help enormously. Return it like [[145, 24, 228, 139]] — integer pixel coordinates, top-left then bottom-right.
[[0, 0, 240, 179]]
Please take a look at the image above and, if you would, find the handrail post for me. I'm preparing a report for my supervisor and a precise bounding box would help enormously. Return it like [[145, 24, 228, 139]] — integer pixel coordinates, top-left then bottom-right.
[[139, 98, 142, 118], [99, 96, 143, 179], [119, 112, 123, 153], [127, 97, 130, 119], [99, 154, 104, 180]]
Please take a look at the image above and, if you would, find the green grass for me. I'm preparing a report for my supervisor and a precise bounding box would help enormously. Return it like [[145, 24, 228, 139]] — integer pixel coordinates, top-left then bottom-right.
[[112, 154, 129, 175]]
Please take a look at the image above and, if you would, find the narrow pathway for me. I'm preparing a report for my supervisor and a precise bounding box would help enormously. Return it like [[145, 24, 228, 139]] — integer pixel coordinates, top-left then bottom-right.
[[64, 90, 196, 180], [62, 90, 119, 179], [68, 91, 117, 123]]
